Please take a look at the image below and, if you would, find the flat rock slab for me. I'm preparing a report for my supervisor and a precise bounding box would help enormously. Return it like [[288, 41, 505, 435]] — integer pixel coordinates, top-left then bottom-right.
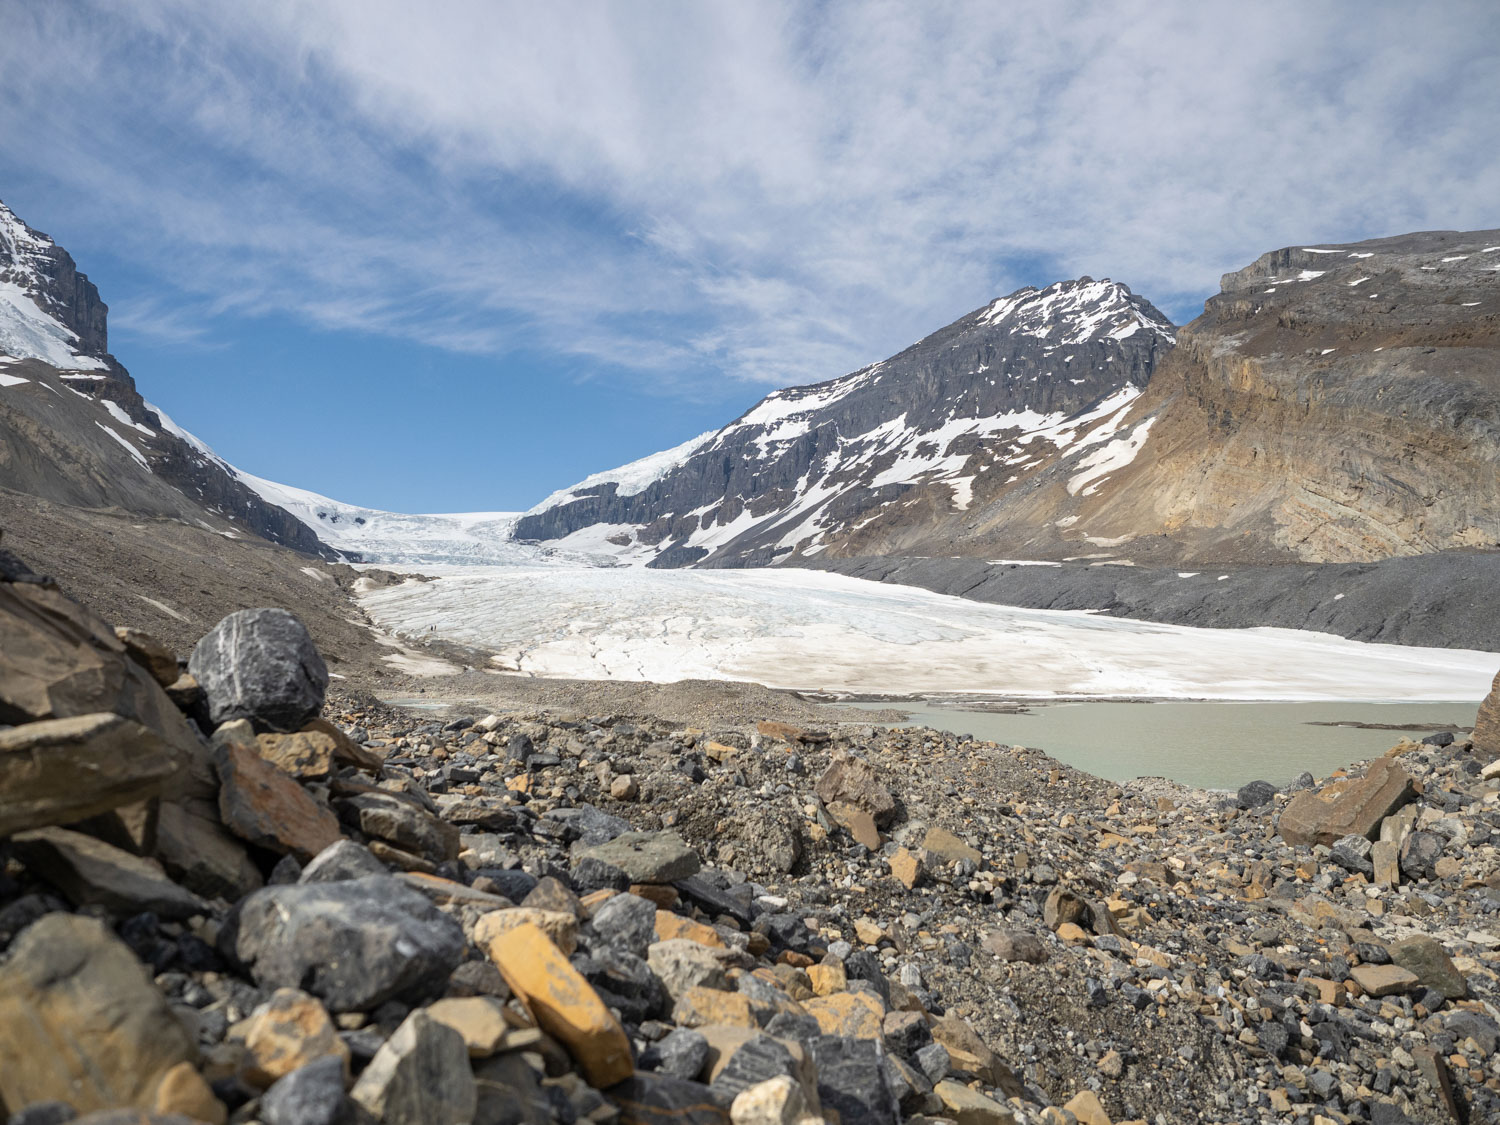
[[225, 875, 465, 1012], [1278, 758, 1418, 848], [214, 740, 343, 861], [10, 826, 207, 920], [189, 608, 328, 732], [583, 831, 701, 884], [1351, 963, 1421, 998], [0, 913, 197, 1114], [0, 712, 176, 837]]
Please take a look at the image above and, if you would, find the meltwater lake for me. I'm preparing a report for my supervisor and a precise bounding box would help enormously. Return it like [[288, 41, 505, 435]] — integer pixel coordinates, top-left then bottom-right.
[[842, 699, 1481, 791]]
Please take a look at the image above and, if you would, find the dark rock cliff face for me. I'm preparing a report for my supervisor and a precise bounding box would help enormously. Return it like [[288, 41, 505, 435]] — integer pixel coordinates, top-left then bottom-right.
[[515, 279, 1175, 566], [0, 199, 336, 559]]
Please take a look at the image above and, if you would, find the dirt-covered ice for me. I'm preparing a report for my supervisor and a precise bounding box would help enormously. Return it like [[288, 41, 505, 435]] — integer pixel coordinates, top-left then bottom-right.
[[357, 565, 1500, 700]]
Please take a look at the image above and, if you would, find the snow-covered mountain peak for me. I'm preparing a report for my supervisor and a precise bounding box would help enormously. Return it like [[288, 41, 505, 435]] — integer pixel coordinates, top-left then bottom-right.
[[516, 277, 1176, 566], [0, 197, 109, 372], [978, 278, 1176, 345]]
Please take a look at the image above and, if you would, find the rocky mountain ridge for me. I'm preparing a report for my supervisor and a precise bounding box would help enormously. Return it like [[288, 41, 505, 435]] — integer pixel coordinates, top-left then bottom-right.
[[0, 198, 336, 559], [514, 279, 1175, 567], [519, 231, 1500, 572]]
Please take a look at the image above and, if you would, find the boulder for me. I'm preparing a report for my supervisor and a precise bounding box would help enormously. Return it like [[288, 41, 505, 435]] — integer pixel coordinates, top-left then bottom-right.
[[730, 1075, 821, 1125], [474, 905, 580, 955], [150, 1062, 226, 1125], [9, 826, 207, 919], [349, 1009, 476, 1125], [982, 929, 1050, 964], [608, 1073, 732, 1125], [254, 729, 338, 779], [424, 996, 512, 1057], [213, 739, 343, 861], [0, 580, 214, 802], [1236, 780, 1278, 809], [1399, 831, 1445, 881], [1473, 669, 1500, 757], [338, 791, 461, 865], [935, 1079, 1018, 1124], [188, 608, 328, 732], [807, 1036, 899, 1125], [1276, 758, 1418, 847], [1389, 935, 1468, 999], [301, 716, 385, 772], [815, 752, 896, 828], [921, 826, 982, 867], [1350, 963, 1420, 998], [0, 913, 197, 1114], [224, 875, 465, 1012], [239, 987, 350, 1088], [648, 938, 730, 1003], [154, 798, 264, 900], [582, 831, 701, 884], [260, 1056, 351, 1125], [299, 838, 389, 883], [0, 713, 177, 838], [485, 920, 635, 1088], [592, 890, 660, 957], [113, 627, 179, 688]]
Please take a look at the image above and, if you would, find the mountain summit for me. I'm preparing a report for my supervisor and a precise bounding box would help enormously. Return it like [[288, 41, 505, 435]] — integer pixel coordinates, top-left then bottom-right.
[[515, 278, 1175, 566], [0, 197, 334, 558]]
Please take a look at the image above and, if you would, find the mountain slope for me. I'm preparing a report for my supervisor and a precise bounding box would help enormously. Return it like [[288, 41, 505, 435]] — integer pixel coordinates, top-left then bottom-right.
[[0, 198, 335, 558], [974, 229, 1500, 565], [514, 278, 1176, 566]]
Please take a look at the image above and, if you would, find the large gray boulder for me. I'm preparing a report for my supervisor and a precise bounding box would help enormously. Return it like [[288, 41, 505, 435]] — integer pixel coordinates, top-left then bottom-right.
[[189, 608, 328, 732], [223, 875, 464, 1012]]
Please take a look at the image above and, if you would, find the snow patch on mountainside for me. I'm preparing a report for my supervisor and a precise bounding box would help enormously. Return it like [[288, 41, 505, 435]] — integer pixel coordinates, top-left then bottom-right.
[[148, 403, 617, 568], [0, 280, 106, 371], [979, 279, 1176, 345], [527, 429, 718, 514]]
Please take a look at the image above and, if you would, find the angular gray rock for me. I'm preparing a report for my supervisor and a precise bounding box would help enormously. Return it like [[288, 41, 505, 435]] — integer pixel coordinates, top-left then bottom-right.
[[224, 875, 465, 1012], [582, 831, 700, 884], [591, 891, 659, 958], [349, 1009, 476, 1125], [300, 839, 389, 884], [9, 826, 207, 920], [261, 1055, 352, 1125], [188, 608, 328, 732], [338, 791, 461, 865]]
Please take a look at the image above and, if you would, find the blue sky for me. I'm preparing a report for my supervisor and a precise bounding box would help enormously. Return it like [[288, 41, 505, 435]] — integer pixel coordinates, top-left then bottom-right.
[[2, 1, 1497, 512]]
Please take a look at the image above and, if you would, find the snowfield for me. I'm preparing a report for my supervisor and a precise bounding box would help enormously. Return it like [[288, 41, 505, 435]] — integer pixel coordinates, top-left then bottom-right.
[[356, 565, 1500, 700]]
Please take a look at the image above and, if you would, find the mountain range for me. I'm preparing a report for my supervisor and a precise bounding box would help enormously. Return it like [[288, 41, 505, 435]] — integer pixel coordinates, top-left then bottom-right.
[[2, 194, 1497, 648]]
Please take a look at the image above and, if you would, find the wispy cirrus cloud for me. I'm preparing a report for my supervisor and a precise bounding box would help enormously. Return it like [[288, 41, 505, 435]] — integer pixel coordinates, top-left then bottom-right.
[[1, 0, 1496, 397]]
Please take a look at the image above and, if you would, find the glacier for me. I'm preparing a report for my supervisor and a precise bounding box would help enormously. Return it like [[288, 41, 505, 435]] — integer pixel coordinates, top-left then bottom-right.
[[357, 565, 1500, 701]]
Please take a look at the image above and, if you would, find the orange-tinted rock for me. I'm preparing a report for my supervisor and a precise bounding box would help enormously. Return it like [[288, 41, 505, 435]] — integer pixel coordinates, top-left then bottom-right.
[[1278, 758, 1418, 847], [804, 991, 884, 1039], [484, 921, 633, 1088], [655, 909, 725, 948], [213, 740, 342, 861]]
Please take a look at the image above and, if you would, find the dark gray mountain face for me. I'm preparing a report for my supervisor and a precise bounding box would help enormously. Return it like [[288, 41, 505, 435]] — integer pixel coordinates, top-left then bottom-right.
[[0, 198, 335, 558], [514, 279, 1176, 566]]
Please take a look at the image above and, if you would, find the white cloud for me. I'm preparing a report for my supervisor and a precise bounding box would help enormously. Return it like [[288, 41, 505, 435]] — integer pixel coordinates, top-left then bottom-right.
[[1, 0, 1496, 395]]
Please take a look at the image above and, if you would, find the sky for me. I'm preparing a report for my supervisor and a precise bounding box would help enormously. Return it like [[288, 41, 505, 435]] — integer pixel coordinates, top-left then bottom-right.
[[1, 1, 1496, 513]]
